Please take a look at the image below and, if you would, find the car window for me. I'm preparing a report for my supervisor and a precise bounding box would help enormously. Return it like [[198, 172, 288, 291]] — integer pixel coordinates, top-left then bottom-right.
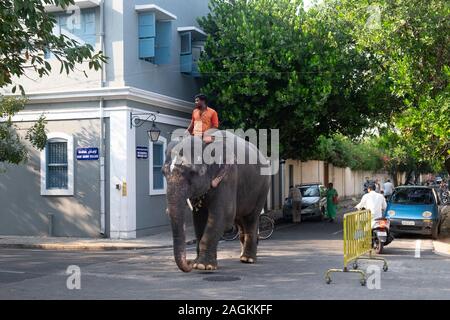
[[300, 186, 320, 197], [391, 188, 434, 205]]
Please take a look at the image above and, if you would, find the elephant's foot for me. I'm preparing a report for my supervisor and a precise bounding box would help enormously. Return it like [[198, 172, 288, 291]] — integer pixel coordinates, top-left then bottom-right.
[[191, 258, 218, 271], [240, 255, 256, 264]]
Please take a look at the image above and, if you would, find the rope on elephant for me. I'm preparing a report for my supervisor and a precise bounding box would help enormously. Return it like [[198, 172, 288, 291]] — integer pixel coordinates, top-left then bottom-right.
[[191, 194, 206, 213]]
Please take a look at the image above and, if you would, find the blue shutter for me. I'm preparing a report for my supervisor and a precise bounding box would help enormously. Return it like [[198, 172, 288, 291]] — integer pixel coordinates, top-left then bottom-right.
[[180, 32, 192, 55], [139, 12, 156, 38], [46, 141, 68, 189], [180, 32, 192, 73], [138, 12, 156, 59], [139, 38, 155, 59], [180, 54, 193, 73], [82, 10, 96, 46], [84, 10, 96, 34], [155, 21, 172, 64], [58, 10, 96, 47]]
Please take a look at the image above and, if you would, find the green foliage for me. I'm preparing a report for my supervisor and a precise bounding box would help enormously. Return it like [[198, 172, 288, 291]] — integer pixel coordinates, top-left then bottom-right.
[[337, 0, 449, 173], [0, 0, 107, 90], [198, 0, 400, 160], [0, 0, 107, 165], [0, 97, 30, 164], [376, 129, 437, 183], [315, 134, 384, 171]]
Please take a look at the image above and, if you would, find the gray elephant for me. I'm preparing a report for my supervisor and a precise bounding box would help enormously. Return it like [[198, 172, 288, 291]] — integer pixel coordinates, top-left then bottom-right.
[[162, 131, 271, 272]]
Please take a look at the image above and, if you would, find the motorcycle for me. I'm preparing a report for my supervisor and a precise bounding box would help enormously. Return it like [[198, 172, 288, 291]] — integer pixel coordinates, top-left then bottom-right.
[[372, 217, 394, 254]]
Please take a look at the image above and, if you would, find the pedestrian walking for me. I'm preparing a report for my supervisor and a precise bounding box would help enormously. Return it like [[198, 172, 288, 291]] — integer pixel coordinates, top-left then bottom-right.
[[289, 185, 302, 223], [375, 179, 381, 193], [383, 179, 394, 200], [363, 177, 371, 194], [326, 183, 338, 223]]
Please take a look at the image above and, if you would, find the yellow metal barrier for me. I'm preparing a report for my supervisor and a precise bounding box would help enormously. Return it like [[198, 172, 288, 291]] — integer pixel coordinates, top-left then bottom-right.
[[325, 210, 388, 286]]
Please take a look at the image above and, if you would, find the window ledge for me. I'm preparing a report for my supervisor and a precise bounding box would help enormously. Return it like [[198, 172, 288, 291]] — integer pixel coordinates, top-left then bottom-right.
[[41, 189, 74, 196], [149, 189, 167, 196], [177, 26, 207, 40], [135, 4, 177, 20], [45, 0, 100, 12]]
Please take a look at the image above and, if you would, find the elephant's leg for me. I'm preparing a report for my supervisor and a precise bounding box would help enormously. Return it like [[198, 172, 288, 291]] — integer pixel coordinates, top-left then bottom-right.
[[193, 211, 224, 270], [194, 197, 235, 271], [239, 213, 259, 264], [192, 206, 208, 262]]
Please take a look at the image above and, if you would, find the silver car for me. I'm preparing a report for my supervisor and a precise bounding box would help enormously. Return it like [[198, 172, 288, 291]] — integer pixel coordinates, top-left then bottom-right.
[[283, 183, 327, 221]]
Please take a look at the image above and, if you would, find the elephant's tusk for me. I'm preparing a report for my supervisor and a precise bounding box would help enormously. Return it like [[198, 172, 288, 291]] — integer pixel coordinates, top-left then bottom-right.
[[186, 198, 193, 211]]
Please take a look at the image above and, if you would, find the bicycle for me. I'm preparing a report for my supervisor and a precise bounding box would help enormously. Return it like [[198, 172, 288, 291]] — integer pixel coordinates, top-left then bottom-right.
[[222, 213, 275, 241]]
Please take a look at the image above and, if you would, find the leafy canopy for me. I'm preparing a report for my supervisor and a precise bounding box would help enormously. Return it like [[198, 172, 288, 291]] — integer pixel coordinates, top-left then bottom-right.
[[0, 0, 107, 165]]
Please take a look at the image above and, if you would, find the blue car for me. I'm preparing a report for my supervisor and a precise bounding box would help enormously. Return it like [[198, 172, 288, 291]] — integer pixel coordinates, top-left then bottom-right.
[[385, 186, 449, 239]]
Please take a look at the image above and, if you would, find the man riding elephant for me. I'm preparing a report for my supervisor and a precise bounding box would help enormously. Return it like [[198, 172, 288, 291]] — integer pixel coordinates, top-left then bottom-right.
[[162, 130, 271, 272]]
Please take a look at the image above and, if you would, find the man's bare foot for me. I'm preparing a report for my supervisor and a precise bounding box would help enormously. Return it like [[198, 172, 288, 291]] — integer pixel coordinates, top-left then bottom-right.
[[211, 177, 221, 188]]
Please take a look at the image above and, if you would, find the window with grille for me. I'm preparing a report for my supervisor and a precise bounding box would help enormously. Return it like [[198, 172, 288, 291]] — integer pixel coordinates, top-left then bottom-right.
[[46, 140, 68, 189], [150, 137, 166, 195], [40, 133, 74, 196], [152, 143, 164, 190]]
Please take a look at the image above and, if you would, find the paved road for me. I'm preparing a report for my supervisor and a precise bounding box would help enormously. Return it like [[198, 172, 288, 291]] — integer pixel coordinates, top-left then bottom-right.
[[1, 217, 449, 300]]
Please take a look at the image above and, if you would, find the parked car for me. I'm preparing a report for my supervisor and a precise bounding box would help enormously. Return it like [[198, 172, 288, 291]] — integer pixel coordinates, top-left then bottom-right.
[[385, 186, 449, 239], [283, 183, 327, 221]]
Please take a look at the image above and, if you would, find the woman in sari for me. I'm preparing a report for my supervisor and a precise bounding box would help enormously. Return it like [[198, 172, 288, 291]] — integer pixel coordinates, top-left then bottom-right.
[[326, 182, 338, 222]]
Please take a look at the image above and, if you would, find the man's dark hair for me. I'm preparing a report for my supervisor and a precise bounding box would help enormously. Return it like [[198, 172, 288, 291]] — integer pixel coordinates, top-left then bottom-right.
[[368, 183, 376, 190], [328, 182, 333, 187], [289, 185, 294, 189], [195, 94, 208, 103]]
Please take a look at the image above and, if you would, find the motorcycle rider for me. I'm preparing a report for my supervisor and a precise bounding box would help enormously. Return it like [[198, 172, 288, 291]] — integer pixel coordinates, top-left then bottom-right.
[[355, 183, 387, 228]]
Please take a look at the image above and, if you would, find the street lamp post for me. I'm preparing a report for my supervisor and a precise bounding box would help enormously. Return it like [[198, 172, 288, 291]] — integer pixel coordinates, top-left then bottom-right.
[[130, 111, 161, 142]]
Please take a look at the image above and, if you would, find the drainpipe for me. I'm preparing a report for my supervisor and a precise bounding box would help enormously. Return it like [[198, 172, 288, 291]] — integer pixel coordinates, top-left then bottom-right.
[[99, 0, 106, 236]]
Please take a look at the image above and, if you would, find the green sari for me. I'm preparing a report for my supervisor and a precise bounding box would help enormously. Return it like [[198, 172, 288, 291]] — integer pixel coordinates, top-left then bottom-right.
[[326, 188, 338, 219]]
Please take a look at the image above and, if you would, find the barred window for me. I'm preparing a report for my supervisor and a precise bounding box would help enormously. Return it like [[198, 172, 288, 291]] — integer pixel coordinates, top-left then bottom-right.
[[149, 136, 166, 195], [40, 133, 74, 196], [46, 141, 68, 189], [152, 143, 164, 190]]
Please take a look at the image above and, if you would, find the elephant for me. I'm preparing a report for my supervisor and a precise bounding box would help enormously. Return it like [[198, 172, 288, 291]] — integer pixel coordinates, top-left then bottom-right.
[[162, 131, 271, 272]]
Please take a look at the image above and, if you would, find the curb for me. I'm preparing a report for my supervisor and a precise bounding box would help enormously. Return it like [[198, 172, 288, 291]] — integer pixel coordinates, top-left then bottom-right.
[[432, 240, 450, 258], [0, 239, 197, 251]]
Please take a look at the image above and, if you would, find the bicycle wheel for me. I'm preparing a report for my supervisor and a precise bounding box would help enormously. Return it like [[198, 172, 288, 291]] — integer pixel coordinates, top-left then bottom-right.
[[258, 214, 274, 240], [222, 224, 239, 241]]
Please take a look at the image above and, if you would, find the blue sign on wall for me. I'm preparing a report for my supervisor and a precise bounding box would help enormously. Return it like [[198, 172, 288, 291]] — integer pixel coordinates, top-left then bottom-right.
[[76, 148, 99, 160], [136, 146, 148, 159]]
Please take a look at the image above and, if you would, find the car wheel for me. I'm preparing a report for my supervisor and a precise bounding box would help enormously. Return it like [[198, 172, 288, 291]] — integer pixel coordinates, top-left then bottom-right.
[[317, 207, 326, 221], [431, 223, 440, 240]]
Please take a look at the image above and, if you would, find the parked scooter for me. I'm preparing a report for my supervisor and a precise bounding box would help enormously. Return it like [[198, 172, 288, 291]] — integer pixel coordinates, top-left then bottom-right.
[[372, 217, 394, 254]]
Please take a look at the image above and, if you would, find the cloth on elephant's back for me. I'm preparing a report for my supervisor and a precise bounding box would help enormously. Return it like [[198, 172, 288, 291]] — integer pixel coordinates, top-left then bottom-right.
[[217, 130, 270, 167]]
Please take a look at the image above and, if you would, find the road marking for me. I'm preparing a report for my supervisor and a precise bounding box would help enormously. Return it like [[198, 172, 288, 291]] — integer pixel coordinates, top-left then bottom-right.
[[0, 269, 25, 274], [332, 230, 343, 235], [415, 240, 421, 258]]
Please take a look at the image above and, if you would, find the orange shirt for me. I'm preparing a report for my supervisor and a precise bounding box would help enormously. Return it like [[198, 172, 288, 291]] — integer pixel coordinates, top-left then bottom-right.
[[191, 107, 219, 136]]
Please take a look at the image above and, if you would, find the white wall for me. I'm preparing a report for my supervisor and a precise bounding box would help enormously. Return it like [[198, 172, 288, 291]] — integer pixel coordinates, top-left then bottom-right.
[[284, 160, 391, 199]]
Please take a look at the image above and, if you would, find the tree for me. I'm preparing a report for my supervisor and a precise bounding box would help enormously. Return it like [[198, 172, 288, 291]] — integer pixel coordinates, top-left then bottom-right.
[[376, 129, 436, 185], [0, 0, 107, 165], [314, 134, 384, 172], [198, 0, 400, 160], [337, 0, 449, 173]]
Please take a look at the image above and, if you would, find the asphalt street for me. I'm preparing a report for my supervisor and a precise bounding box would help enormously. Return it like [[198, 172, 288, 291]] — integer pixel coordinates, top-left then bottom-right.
[[0, 215, 449, 300]]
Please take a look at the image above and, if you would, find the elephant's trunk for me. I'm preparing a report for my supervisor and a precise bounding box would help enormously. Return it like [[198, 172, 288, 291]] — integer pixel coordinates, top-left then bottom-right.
[[167, 189, 192, 273]]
